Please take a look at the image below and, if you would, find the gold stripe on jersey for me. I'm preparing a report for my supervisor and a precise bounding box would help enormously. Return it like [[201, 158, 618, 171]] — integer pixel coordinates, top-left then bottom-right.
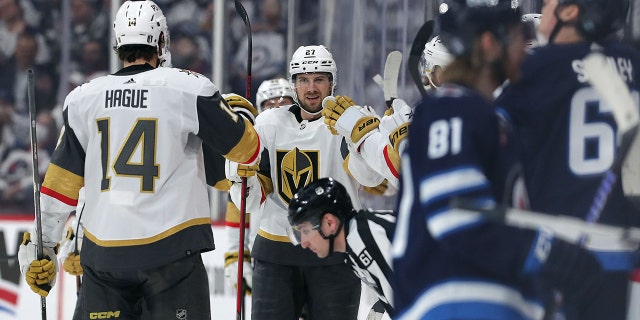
[[258, 229, 291, 243], [225, 118, 260, 164], [343, 154, 353, 177], [83, 217, 211, 247], [42, 163, 84, 201], [257, 173, 274, 197], [225, 201, 251, 224]]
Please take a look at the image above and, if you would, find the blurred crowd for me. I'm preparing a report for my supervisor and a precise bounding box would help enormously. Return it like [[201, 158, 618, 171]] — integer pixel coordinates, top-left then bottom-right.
[[0, 0, 289, 212]]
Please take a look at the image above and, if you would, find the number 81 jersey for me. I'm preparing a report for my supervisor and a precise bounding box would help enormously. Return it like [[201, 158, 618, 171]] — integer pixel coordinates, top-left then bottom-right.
[[40, 65, 260, 271]]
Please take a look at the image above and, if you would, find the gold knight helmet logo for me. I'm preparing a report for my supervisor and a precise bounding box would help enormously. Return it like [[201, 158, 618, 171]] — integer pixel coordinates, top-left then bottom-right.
[[277, 147, 319, 204]]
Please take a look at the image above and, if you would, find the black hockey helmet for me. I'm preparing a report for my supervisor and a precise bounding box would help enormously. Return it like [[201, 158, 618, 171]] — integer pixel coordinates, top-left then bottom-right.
[[556, 0, 629, 40], [437, 0, 522, 56], [288, 177, 353, 228]]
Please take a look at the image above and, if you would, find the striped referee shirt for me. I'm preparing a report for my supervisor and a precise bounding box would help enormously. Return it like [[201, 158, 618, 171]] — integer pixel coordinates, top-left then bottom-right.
[[346, 210, 395, 314]]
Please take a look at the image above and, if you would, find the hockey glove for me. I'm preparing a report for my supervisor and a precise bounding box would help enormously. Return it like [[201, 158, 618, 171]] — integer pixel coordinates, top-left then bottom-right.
[[322, 95, 381, 149], [17, 232, 59, 297], [224, 250, 253, 295], [223, 93, 259, 124], [225, 159, 260, 184], [531, 230, 605, 310], [59, 226, 83, 276], [379, 99, 413, 153]]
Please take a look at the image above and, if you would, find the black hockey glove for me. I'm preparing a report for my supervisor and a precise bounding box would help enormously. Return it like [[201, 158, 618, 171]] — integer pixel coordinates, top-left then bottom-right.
[[540, 237, 605, 309]]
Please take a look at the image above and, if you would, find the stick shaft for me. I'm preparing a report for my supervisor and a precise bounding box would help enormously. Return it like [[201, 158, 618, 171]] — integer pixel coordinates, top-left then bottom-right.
[[28, 69, 47, 319], [234, 2, 252, 319]]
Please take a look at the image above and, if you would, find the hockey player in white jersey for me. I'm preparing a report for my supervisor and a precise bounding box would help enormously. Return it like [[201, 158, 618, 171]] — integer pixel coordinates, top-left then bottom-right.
[[321, 35, 452, 191], [225, 44, 386, 320], [255, 78, 295, 112], [420, 35, 453, 92], [287, 177, 395, 317], [17, 1, 262, 319]]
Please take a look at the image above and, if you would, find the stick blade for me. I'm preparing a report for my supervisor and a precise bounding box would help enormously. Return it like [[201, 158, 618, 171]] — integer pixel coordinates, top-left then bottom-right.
[[383, 50, 403, 107], [409, 20, 434, 99], [583, 52, 639, 136], [234, 0, 249, 25]]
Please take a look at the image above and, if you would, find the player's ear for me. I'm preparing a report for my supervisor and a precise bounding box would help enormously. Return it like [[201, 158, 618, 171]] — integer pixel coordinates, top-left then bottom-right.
[[479, 31, 502, 63], [558, 3, 580, 23], [323, 213, 338, 230]]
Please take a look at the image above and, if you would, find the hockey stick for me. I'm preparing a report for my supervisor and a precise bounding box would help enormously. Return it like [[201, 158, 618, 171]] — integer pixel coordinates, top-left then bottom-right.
[[408, 20, 433, 99], [449, 199, 640, 250], [372, 74, 384, 90], [28, 69, 47, 319], [583, 53, 640, 320], [383, 51, 403, 108], [582, 52, 640, 226], [74, 204, 85, 295], [234, 1, 251, 319]]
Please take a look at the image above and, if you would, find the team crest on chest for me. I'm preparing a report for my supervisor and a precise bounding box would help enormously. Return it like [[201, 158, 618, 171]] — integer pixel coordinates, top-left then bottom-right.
[[276, 147, 320, 204]]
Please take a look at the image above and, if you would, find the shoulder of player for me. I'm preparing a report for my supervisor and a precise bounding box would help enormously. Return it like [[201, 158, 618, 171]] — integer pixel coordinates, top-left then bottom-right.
[[418, 88, 495, 119], [63, 75, 108, 106], [255, 105, 294, 125], [353, 210, 396, 227], [153, 67, 218, 94]]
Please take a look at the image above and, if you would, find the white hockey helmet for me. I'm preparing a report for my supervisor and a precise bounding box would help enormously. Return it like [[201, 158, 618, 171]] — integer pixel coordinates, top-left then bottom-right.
[[419, 36, 453, 88], [256, 78, 295, 111], [522, 13, 545, 48], [113, 0, 171, 67], [289, 45, 337, 100]]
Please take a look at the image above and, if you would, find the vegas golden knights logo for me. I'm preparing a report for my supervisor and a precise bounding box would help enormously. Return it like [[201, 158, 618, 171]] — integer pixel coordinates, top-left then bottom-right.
[[276, 147, 320, 204]]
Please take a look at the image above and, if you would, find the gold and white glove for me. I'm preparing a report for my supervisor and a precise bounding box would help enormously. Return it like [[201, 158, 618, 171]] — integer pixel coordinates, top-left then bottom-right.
[[225, 159, 259, 183], [223, 93, 259, 124], [322, 95, 381, 148], [59, 226, 83, 276], [380, 99, 413, 153], [17, 232, 59, 297], [225, 159, 263, 214], [224, 250, 253, 295]]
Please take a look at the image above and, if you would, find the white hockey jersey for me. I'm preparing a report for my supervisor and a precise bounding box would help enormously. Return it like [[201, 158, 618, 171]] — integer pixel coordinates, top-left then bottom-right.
[[38, 64, 261, 271], [242, 105, 386, 266]]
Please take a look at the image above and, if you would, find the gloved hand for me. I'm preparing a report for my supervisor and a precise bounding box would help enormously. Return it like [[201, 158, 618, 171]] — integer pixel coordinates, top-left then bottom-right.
[[223, 93, 259, 124], [224, 250, 253, 295], [58, 226, 83, 276], [362, 179, 397, 197], [322, 95, 381, 148], [532, 230, 605, 309], [17, 232, 59, 297], [225, 159, 260, 183], [379, 99, 413, 152]]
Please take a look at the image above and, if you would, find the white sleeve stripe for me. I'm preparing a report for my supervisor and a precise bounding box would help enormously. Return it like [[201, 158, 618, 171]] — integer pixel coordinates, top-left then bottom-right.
[[395, 281, 545, 320], [419, 166, 488, 206], [428, 208, 482, 239], [392, 155, 414, 258]]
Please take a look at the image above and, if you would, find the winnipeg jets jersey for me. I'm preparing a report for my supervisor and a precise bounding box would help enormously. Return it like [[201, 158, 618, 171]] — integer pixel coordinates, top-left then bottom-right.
[[392, 84, 545, 320], [248, 105, 386, 266], [496, 40, 640, 319], [39, 64, 261, 271], [346, 210, 395, 314], [497, 41, 640, 228]]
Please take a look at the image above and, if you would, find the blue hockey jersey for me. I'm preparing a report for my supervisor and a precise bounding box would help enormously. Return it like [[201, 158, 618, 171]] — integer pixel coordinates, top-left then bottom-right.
[[497, 41, 640, 228], [392, 84, 548, 320], [496, 40, 640, 320]]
